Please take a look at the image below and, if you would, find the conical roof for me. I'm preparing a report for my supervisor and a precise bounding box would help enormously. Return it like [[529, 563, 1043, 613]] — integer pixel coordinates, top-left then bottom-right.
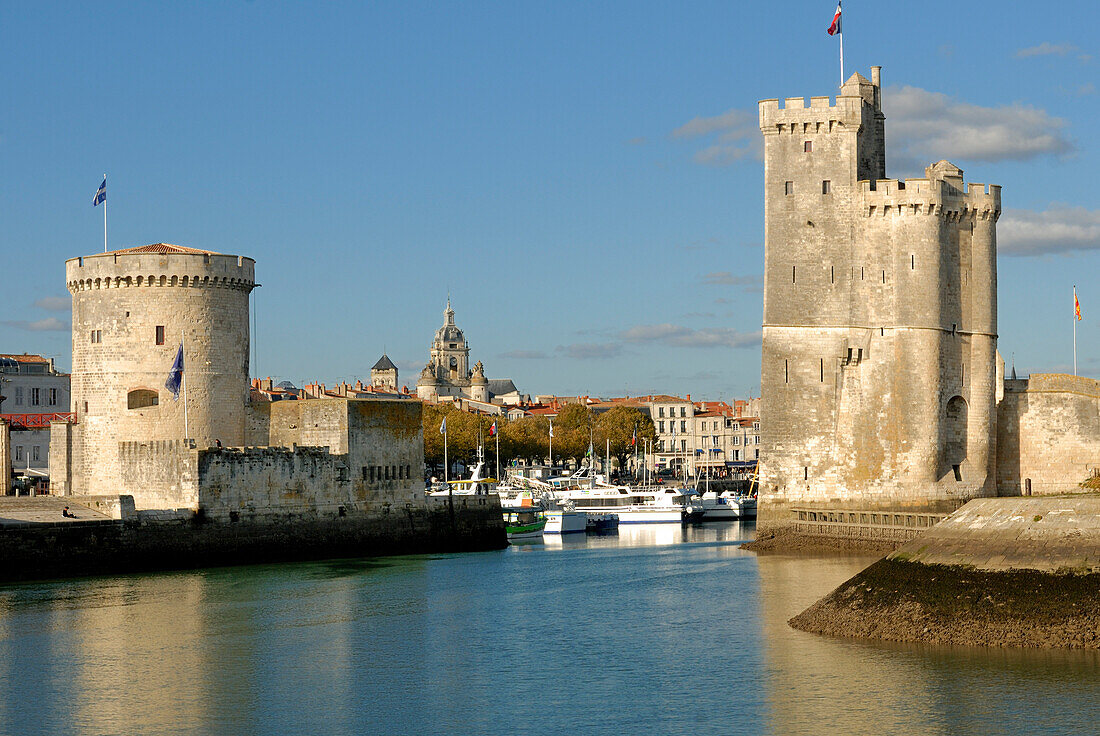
[[372, 354, 397, 371]]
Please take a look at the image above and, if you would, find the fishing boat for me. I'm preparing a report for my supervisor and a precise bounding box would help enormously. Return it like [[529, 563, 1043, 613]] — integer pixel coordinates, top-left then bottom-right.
[[503, 507, 546, 540]]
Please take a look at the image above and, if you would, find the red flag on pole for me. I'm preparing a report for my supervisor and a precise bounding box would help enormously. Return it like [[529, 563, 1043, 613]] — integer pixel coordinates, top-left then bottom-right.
[[827, 2, 842, 35], [489, 421, 497, 437], [1075, 287, 1082, 321]]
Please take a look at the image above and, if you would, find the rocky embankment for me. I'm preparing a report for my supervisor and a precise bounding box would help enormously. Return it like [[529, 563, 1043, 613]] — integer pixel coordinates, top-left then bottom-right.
[[790, 557, 1100, 648], [787, 497, 1100, 649]]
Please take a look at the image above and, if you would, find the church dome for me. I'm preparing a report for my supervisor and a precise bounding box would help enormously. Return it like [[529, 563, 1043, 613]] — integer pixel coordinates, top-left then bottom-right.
[[434, 300, 466, 346]]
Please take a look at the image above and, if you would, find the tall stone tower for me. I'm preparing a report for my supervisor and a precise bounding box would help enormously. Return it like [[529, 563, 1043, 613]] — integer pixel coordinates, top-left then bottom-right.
[[63, 244, 255, 494], [371, 354, 398, 390], [757, 68, 1001, 523]]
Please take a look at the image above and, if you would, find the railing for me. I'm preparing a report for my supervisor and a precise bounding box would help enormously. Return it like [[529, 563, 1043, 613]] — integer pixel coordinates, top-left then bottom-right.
[[790, 507, 952, 542], [0, 413, 75, 429]]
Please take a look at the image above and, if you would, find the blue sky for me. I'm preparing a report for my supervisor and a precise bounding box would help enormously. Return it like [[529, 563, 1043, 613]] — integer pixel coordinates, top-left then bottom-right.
[[2, 1, 1099, 401]]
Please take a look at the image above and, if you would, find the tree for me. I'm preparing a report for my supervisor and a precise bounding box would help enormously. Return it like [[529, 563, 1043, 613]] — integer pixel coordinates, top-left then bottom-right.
[[594, 406, 657, 475], [553, 403, 592, 463]]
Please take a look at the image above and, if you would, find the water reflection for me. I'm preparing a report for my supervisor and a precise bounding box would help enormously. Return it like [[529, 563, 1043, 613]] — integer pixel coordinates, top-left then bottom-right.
[[755, 553, 1100, 736], [0, 526, 1096, 735]]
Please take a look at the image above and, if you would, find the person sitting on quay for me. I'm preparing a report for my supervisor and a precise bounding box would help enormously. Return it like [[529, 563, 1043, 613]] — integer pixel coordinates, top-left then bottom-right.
[[61, 506, 76, 519]]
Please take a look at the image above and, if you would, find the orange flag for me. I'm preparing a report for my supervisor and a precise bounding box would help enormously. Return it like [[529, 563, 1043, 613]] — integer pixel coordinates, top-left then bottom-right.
[[1075, 287, 1082, 321]]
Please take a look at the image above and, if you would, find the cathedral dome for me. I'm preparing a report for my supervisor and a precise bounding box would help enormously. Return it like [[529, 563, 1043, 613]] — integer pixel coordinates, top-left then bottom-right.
[[433, 300, 466, 347]]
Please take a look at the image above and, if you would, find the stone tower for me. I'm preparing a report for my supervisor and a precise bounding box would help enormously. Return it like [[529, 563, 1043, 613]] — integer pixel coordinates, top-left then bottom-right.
[[431, 300, 469, 381], [757, 68, 1001, 522], [370, 354, 398, 390], [62, 244, 255, 494]]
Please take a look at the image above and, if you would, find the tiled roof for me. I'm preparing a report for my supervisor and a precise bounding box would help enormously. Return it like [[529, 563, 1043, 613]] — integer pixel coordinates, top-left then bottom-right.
[[106, 243, 219, 255], [0, 353, 48, 363], [372, 354, 397, 371]]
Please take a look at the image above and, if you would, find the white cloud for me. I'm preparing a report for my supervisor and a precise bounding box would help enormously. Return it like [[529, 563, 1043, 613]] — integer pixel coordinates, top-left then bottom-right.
[[887, 85, 1073, 170], [1015, 42, 1079, 58], [672, 108, 761, 166], [33, 296, 70, 311], [555, 343, 622, 360], [620, 323, 760, 349], [499, 350, 549, 360], [999, 206, 1100, 256], [2, 317, 69, 332]]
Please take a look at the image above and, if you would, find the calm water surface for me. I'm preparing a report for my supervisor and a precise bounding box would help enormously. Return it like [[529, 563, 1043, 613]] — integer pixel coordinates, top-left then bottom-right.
[[0, 523, 1097, 735]]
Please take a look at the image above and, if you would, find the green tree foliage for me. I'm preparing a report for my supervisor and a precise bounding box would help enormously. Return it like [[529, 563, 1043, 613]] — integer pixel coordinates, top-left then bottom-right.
[[552, 403, 593, 462], [594, 406, 657, 473]]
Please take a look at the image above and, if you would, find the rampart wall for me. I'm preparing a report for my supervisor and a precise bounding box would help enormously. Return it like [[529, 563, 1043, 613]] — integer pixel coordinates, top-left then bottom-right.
[[997, 374, 1100, 495]]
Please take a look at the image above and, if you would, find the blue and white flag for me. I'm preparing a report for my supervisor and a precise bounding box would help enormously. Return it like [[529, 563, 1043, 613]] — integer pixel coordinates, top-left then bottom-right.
[[439, 417, 447, 435], [93, 177, 107, 207], [165, 342, 184, 400]]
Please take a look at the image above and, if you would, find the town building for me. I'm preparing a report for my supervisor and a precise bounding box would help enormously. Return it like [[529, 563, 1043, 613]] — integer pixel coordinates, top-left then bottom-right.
[[415, 301, 523, 405], [0, 354, 71, 489]]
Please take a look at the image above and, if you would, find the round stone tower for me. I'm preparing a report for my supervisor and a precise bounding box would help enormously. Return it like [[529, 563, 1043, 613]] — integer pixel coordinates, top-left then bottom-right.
[[65, 244, 255, 492]]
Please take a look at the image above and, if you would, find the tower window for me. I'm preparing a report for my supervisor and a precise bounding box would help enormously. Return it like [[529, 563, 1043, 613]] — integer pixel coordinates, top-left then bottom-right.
[[155, 325, 165, 345], [831, 265, 835, 283], [784, 359, 789, 384], [804, 141, 812, 153], [822, 180, 831, 194], [792, 265, 796, 283], [784, 181, 794, 195], [911, 254, 915, 270], [127, 389, 159, 409], [90, 330, 102, 344], [820, 358, 824, 382], [882, 270, 886, 283]]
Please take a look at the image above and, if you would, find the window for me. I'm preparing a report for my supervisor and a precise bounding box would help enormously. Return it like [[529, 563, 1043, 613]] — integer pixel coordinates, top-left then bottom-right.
[[680, 407, 686, 417], [733, 435, 741, 445], [31, 388, 40, 406], [155, 325, 165, 345], [712, 436, 719, 447], [911, 254, 915, 270], [680, 440, 687, 452], [753, 422, 760, 430], [658, 421, 665, 433], [755, 449, 759, 459], [127, 389, 159, 409], [733, 449, 740, 461], [90, 330, 102, 344], [784, 360, 789, 383], [48, 388, 57, 406], [14, 386, 23, 405], [804, 140, 812, 153], [822, 180, 831, 194], [820, 358, 824, 382], [680, 421, 686, 433], [32, 446, 40, 462], [658, 407, 664, 418], [784, 181, 793, 195], [792, 265, 796, 283]]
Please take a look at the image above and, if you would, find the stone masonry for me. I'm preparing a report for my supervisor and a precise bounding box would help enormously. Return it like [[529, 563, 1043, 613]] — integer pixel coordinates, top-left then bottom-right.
[[757, 67, 1001, 523]]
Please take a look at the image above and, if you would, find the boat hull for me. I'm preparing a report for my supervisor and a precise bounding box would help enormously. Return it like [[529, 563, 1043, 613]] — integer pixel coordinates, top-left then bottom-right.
[[544, 510, 587, 535]]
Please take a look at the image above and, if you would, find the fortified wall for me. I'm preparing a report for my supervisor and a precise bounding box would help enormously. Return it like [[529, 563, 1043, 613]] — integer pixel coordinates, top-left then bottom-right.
[[48, 244, 454, 533], [997, 373, 1100, 496], [758, 67, 1002, 524]]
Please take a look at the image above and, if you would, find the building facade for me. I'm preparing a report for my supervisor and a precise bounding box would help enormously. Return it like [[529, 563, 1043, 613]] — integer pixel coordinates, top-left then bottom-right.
[[757, 67, 1001, 519], [0, 354, 71, 487]]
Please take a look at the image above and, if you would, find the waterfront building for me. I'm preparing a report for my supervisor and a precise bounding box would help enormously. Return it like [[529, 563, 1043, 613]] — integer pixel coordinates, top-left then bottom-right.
[[0, 354, 71, 489]]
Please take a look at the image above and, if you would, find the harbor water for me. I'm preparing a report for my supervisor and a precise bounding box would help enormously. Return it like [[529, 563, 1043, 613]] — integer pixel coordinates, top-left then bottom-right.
[[0, 523, 1097, 735]]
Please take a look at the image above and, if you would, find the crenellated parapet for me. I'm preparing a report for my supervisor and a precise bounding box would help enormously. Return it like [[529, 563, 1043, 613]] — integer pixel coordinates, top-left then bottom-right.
[[858, 177, 1001, 221], [65, 246, 255, 295], [758, 94, 868, 135]]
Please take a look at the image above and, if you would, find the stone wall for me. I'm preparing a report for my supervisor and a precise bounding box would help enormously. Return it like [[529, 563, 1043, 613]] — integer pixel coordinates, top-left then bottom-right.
[[0, 419, 10, 491], [997, 374, 1100, 495], [117, 439, 200, 510], [0, 500, 506, 583]]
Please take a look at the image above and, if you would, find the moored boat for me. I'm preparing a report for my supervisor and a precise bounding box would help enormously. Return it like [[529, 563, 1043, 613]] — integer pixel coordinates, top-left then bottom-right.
[[503, 508, 547, 540]]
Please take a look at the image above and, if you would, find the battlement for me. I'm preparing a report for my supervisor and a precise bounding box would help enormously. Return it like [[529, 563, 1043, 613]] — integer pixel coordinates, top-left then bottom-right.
[[66, 249, 256, 294], [759, 93, 867, 132], [858, 177, 1001, 219], [759, 68, 882, 133]]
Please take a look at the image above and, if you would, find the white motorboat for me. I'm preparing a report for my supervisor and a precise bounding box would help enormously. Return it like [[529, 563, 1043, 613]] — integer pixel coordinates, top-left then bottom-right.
[[427, 446, 498, 497], [555, 481, 701, 524], [699, 490, 756, 520]]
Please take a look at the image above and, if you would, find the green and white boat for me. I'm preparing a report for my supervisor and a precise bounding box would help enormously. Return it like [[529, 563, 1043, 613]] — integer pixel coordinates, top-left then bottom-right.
[[502, 508, 546, 540]]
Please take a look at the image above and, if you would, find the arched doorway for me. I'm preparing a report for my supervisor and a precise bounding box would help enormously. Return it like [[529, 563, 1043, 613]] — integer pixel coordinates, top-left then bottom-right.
[[944, 395, 968, 481]]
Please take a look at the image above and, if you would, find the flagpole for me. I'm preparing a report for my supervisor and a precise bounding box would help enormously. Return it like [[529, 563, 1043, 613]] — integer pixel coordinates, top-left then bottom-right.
[[1074, 285, 1078, 376], [548, 419, 553, 472], [839, 30, 844, 87], [444, 423, 449, 483], [495, 426, 500, 480], [182, 332, 189, 442], [102, 173, 108, 253]]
